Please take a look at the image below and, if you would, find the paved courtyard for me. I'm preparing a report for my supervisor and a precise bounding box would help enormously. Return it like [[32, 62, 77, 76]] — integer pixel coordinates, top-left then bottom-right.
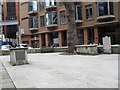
[[0, 53, 118, 88]]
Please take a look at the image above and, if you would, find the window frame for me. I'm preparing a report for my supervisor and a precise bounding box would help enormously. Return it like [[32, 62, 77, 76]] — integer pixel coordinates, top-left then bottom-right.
[[28, 0, 38, 12], [40, 15, 45, 27], [75, 5, 82, 20], [97, 0, 114, 16], [29, 16, 38, 29], [40, 0, 44, 11], [46, 0, 56, 7], [60, 11, 66, 24], [59, 2, 63, 6], [85, 4, 93, 20], [46, 11, 58, 26]]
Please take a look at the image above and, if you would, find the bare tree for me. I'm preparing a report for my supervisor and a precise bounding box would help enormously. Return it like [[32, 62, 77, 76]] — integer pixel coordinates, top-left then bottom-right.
[[63, 2, 77, 54]]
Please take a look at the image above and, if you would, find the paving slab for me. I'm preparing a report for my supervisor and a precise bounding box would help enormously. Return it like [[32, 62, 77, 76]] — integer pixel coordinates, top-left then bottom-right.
[[0, 60, 16, 89], [0, 53, 118, 88]]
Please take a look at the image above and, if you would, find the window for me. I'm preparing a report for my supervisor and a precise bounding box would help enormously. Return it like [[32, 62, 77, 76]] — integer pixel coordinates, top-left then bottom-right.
[[29, 16, 38, 29], [59, 2, 63, 6], [40, 0, 44, 10], [46, 12, 57, 26], [86, 5, 93, 19], [77, 29, 84, 45], [46, 0, 56, 7], [28, 1, 37, 12], [75, 6, 82, 20], [50, 32, 59, 46], [98, 1, 114, 16], [60, 11, 66, 24], [40, 16, 45, 27], [87, 28, 94, 44], [6, 25, 16, 39], [6, 2, 16, 20]]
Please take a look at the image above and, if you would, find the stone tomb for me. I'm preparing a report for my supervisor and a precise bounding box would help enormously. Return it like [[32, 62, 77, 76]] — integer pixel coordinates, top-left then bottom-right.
[[10, 48, 29, 66]]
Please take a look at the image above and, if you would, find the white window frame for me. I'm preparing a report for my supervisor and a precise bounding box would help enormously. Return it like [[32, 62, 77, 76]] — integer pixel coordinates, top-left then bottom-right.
[[28, 0, 38, 12], [46, 0, 56, 7], [46, 11, 57, 26], [60, 11, 66, 24], [97, 0, 114, 17], [86, 4, 93, 20], [75, 5, 82, 20], [29, 16, 38, 29]]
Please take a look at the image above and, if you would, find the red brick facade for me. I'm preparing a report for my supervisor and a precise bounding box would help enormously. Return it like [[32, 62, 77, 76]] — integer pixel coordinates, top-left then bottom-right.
[[20, 1, 120, 48]]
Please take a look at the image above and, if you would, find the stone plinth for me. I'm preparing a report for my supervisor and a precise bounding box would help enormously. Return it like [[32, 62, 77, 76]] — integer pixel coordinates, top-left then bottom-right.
[[10, 48, 28, 66]]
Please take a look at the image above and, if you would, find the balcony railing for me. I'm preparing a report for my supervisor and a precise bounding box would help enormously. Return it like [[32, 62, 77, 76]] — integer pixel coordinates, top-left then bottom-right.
[[46, 24, 58, 28], [45, 5, 57, 10], [28, 11, 38, 15], [75, 20, 83, 23], [97, 15, 115, 21], [28, 1, 38, 15], [29, 27, 38, 31]]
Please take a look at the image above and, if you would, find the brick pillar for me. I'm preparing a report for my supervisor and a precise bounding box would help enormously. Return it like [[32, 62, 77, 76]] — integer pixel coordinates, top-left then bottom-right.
[[94, 27, 99, 44], [59, 31, 63, 47], [45, 33, 49, 47], [39, 34, 42, 48], [84, 28, 89, 44], [15, 1, 19, 20], [3, 1, 7, 38], [28, 37, 32, 47], [3, 1, 7, 20]]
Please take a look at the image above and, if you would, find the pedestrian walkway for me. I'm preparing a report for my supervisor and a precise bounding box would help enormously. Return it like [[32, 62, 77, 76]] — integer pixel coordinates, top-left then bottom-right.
[[0, 60, 16, 89]]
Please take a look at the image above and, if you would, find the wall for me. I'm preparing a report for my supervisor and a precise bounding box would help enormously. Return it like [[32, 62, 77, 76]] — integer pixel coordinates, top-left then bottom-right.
[[0, 0, 3, 42]]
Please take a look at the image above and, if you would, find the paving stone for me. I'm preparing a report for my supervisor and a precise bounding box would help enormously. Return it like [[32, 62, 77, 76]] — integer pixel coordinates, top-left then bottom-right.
[[2, 82, 15, 88], [0, 60, 16, 89], [2, 78, 12, 83], [2, 74, 10, 79]]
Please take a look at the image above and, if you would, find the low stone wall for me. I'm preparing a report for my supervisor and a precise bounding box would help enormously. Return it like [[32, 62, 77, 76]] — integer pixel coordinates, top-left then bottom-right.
[[0, 45, 119, 56], [0, 47, 67, 56], [0, 50, 10, 56], [111, 45, 120, 54], [75, 45, 98, 55], [97, 45, 120, 54], [53, 47, 68, 52], [41, 48, 54, 53], [27, 48, 41, 53], [97, 45, 104, 54], [27, 47, 67, 53]]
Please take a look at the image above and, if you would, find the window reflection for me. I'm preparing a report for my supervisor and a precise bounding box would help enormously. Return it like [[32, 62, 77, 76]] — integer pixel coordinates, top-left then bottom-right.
[[46, 12, 57, 26], [98, 1, 114, 16], [46, 0, 56, 7], [28, 1, 38, 12]]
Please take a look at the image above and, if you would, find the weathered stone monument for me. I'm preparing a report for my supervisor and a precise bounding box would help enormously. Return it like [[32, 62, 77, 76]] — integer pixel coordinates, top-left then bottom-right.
[[10, 48, 29, 66], [102, 36, 111, 54]]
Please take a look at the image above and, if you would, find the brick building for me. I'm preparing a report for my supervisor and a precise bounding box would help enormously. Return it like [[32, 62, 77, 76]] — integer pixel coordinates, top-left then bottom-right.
[[2, 0, 19, 46], [0, 0, 3, 41], [20, 1, 120, 48]]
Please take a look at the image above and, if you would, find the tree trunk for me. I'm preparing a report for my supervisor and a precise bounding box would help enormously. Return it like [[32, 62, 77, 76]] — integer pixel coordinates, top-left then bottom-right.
[[63, 2, 77, 54]]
